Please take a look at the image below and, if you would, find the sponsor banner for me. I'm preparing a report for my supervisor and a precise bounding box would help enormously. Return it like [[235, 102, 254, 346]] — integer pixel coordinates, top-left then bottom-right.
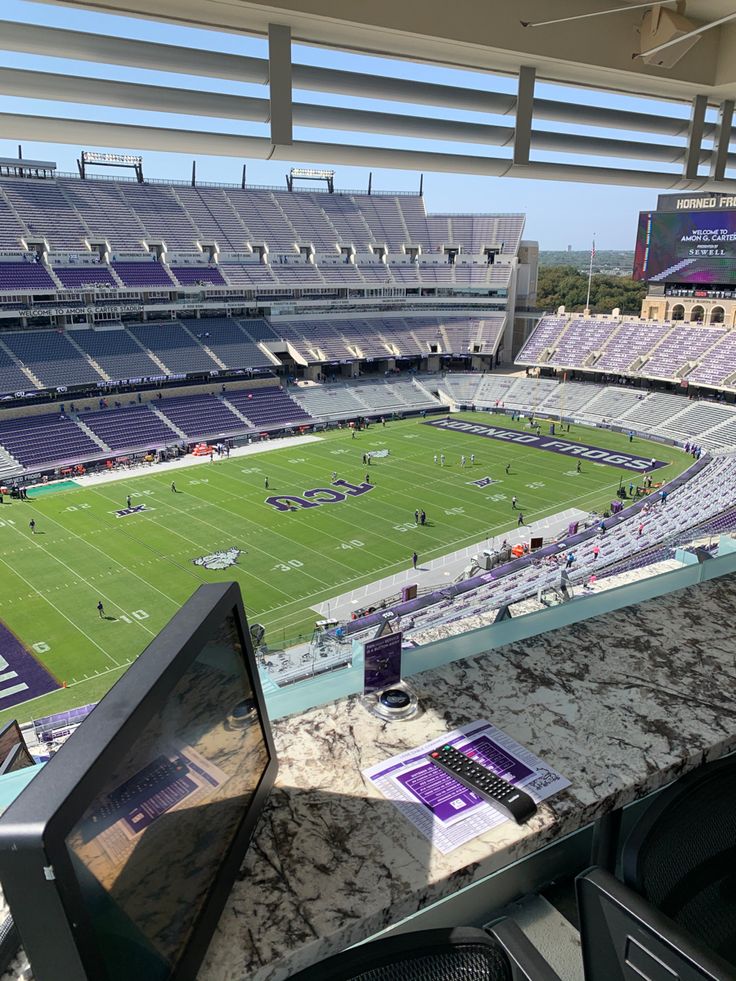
[[114, 504, 149, 518], [367, 449, 390, 459], [423, 418, 667, 472], [193, 547, 242, 570], [0, 622, 59, 709]]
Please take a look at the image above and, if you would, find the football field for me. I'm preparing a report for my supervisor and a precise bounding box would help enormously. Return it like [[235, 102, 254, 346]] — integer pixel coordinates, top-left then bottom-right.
[[0, 412, 692, 725]]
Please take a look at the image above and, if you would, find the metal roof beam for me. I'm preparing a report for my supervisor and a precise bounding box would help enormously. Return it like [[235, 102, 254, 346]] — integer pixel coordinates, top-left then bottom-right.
[[0, 20, 267, 83], [0, 67, 734, 168], [1, 111, 733, 190], [0, 19, 729, 141]]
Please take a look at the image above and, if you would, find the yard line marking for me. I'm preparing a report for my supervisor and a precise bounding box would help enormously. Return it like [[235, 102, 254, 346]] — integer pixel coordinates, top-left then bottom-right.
[[87, 484, 302, 603], [0, 550, 121, 667], [7, 523, 156, 639], [145, 475, 347, 591], [189, 467, 402, 567], [24, 499, 183, 612]]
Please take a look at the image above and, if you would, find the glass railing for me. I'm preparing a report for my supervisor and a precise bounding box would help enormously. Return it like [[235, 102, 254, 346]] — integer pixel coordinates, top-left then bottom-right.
[[260, 537, 736, 720]]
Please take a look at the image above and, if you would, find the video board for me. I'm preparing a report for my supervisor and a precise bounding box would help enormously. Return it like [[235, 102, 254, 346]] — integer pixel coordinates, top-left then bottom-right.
[[633, 208, 736, 284]]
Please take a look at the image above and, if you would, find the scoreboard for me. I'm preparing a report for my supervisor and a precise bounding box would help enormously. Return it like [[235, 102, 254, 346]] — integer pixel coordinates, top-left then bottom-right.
[[633, 192, 736, 285]]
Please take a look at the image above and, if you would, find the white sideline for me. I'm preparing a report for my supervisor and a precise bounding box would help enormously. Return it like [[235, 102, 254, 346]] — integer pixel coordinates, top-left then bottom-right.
[[312, 506, 587, 621], [63, 434, 324, 488]]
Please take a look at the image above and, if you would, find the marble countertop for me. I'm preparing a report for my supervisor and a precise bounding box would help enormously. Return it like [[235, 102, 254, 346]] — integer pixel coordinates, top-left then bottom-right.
[[198, 572, 736, 981], [3, 574, 735, 981]]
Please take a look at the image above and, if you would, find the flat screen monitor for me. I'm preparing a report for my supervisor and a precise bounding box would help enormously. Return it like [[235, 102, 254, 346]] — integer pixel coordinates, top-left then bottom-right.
[[0, 582, 278, 981], [0, 742, 35, 774], [0, 720, 29, 767]]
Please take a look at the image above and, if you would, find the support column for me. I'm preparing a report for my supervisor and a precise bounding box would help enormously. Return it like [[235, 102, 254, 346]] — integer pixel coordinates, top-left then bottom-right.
[[710, 99, 735, 182], [684, 94, 707, 180], [513, 66, 536, 166], [268, 24, 293, 149]]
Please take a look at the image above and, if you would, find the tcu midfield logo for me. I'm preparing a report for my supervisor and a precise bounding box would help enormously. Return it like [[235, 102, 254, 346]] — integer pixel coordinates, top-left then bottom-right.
[[266, 478, 374, 512]]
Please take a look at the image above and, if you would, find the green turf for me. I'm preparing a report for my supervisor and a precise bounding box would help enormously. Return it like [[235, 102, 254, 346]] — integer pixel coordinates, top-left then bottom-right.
[[26, 480, 80, 498], [0, 413, 691, 725]]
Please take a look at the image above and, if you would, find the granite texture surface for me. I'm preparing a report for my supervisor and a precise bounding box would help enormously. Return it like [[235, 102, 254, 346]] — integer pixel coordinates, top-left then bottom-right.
[[197, 573, 736, 981], [2, 575, 735, 981]]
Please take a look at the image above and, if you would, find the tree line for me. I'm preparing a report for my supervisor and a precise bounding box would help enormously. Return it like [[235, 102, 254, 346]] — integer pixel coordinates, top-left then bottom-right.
[[536, 265, 646, 315]]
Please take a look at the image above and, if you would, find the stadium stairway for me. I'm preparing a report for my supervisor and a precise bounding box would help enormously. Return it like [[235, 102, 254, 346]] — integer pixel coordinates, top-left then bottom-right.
[[412, 376, 442, 405], [0, 337, 43, 391], [180, 323, 227, 370], [126, 331, 170, 376], [0, 445, 23, 480], [149, 404, 187, 438], [64, 333, 110, 383], [615, 393, 694, 432], [219, 395, 253, 427], [73, 416, 112, 453]]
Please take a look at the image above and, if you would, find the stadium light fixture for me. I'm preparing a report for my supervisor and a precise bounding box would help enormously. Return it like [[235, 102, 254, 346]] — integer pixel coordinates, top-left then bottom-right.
[[290, 167, 335, 178]]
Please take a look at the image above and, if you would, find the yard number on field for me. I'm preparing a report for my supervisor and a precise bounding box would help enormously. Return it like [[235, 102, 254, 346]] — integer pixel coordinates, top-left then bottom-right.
[[119, 610, 150, 623], [337, 540, 364, 550], [273, 560, 304, 572]]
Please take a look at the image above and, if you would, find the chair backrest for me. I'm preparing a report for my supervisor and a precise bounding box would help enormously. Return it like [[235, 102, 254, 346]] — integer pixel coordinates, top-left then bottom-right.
[[285, 922, 562, 981], [621, 755, 736, 964], [576, 867, 734, 981]]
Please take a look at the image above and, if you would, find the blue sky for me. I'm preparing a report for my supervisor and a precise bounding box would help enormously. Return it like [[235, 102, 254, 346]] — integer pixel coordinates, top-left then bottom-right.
[[0, 0, 697, 251]]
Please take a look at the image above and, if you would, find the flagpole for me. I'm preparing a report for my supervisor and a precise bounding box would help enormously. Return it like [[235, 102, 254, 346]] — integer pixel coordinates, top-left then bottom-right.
[[585, 236, 595, 314]]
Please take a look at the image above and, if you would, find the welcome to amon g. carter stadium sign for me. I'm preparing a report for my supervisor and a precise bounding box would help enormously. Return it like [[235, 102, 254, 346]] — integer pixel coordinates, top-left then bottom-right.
[[633, 192, 736, 284]]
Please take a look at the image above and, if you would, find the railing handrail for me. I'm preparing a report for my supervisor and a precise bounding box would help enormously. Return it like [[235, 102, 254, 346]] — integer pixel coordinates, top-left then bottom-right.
[[9, 170, 419, 197]]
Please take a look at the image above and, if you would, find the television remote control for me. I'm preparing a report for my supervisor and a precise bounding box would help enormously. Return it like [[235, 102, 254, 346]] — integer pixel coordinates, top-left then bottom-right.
[[427, 744, 537, 824]]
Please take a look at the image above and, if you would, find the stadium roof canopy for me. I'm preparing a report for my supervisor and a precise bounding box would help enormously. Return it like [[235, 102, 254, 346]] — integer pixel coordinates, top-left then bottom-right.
[[5, 0, 736, 190]]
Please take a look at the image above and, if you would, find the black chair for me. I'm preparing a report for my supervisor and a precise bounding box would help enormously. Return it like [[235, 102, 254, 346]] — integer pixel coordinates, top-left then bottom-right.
[[621, 755, 736, 966], [286, 921, 563, 980], [576, 867, 735, 981]]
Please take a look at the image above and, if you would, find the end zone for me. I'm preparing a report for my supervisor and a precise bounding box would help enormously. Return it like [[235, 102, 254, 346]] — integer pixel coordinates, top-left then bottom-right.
[[424, 417, 667, 472]]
